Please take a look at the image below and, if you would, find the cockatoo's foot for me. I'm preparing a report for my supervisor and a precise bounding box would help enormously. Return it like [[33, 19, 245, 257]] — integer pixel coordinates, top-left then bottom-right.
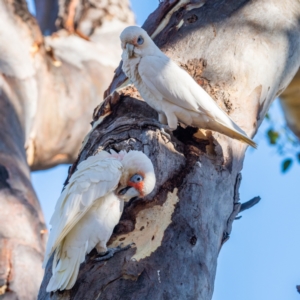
[[160, 125, 174, 141], [161, 128, 171, 140], [94, 243, 135, 261]]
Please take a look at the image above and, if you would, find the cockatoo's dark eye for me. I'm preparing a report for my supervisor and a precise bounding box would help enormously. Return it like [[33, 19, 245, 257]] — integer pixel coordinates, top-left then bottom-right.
[[130, 174, 143, 183], [137, 36, 144, 45]]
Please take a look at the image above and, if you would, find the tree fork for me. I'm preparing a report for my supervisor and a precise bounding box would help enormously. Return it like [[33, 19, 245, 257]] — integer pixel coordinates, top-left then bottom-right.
[[39, 0, 300, 299]]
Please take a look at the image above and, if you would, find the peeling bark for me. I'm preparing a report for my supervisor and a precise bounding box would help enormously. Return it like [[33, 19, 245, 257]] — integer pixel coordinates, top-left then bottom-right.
[[39, 1, 300, 299]]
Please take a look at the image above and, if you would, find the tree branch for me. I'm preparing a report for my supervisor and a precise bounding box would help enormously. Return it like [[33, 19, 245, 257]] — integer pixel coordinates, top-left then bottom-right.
[[240, 196, 261, 213]]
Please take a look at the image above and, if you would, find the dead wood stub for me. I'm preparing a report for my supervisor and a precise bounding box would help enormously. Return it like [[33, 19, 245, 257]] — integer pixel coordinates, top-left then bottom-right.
[[239, 196, 261, 213]]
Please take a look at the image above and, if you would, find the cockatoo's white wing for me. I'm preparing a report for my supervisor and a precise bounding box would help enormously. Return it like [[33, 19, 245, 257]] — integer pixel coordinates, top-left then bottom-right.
[[139, 55, 226, 119], [43, 151, 123, 267], [138, 54, 257, 148], [139, 56, 197, 111]]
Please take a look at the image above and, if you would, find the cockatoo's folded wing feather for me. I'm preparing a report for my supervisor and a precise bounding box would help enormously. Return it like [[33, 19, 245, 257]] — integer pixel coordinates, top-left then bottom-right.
[[138, 55, 256, 147], [43, 152, 123, 267], [139, 55, 232, 122]]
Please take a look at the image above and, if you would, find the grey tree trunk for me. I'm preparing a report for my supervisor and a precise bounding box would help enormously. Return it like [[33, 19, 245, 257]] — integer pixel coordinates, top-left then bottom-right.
[[38, 0, 300, 299]]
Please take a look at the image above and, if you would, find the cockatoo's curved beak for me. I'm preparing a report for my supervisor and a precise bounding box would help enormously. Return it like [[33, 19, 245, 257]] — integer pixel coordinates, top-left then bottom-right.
[[126, 43, 135, 58], [118, 186, 131, 195], [118, 185, 140, 201]]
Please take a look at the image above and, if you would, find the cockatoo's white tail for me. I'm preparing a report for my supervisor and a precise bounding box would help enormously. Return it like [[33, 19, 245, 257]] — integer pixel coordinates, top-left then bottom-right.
[[46, 244, 87, 292], [195, 113, 257, 148], [215, 122, 257, 148]]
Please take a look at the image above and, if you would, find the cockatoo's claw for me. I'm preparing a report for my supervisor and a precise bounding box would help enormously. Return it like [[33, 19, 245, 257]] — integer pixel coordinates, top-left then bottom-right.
[[94, 243, 135, 262], [160, 126, 172, 141]]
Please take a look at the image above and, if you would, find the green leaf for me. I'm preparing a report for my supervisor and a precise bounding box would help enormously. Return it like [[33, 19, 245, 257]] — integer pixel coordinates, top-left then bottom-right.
[[267, 129, 279, 145], [265, 113, 270, 120], [282, 158, 293, 172]]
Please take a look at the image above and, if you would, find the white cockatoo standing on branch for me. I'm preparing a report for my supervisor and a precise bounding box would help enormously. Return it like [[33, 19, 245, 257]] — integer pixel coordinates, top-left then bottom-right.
[[43, 150, 156, 292], [120, 26, 257, 148]]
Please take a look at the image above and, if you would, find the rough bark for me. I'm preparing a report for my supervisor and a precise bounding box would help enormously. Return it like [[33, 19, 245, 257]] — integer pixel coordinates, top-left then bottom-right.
[[0, 0, 133, 299], [39, 0, 300, 299]]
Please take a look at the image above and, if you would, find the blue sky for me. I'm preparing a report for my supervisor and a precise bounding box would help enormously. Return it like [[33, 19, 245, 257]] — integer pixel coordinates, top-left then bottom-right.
[[28, 1, 300, 299]]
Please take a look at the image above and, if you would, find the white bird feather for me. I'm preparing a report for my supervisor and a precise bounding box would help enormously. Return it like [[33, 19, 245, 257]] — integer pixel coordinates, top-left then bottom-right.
[[120, 26, 257, 148], [43, 150, 156, 292]]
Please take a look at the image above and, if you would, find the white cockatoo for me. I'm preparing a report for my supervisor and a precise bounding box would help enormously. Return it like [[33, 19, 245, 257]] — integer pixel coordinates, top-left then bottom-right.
[[120, 26, 256, 148], [43, 150, 156, 292]]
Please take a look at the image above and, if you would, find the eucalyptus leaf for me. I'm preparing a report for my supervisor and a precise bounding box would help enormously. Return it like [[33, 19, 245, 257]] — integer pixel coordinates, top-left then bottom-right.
[[267, 129, 279, 145], [282, 158, 293, 172]]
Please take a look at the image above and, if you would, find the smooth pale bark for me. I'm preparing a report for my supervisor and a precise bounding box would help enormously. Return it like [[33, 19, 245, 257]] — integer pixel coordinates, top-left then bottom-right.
[[280, 69, 300, 138], [39, 0, 300, 299], [0, 2, 47, 298], [0, 0, 133, 299]]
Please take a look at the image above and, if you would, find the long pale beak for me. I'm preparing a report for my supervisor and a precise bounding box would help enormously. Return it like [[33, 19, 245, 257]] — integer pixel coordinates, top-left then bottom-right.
[[118, 186, 131, 195], [126, 43, 135, 58]]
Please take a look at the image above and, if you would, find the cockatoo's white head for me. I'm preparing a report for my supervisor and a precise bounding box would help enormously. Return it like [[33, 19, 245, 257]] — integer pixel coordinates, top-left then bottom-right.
[[116, 150, 156, 201], [120, 26, 158, 58]]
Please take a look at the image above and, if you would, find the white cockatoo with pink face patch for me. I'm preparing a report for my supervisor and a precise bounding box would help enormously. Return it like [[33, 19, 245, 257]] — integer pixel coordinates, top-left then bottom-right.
[[120, 26, 256, 148], [43, 150, 155, 292]]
